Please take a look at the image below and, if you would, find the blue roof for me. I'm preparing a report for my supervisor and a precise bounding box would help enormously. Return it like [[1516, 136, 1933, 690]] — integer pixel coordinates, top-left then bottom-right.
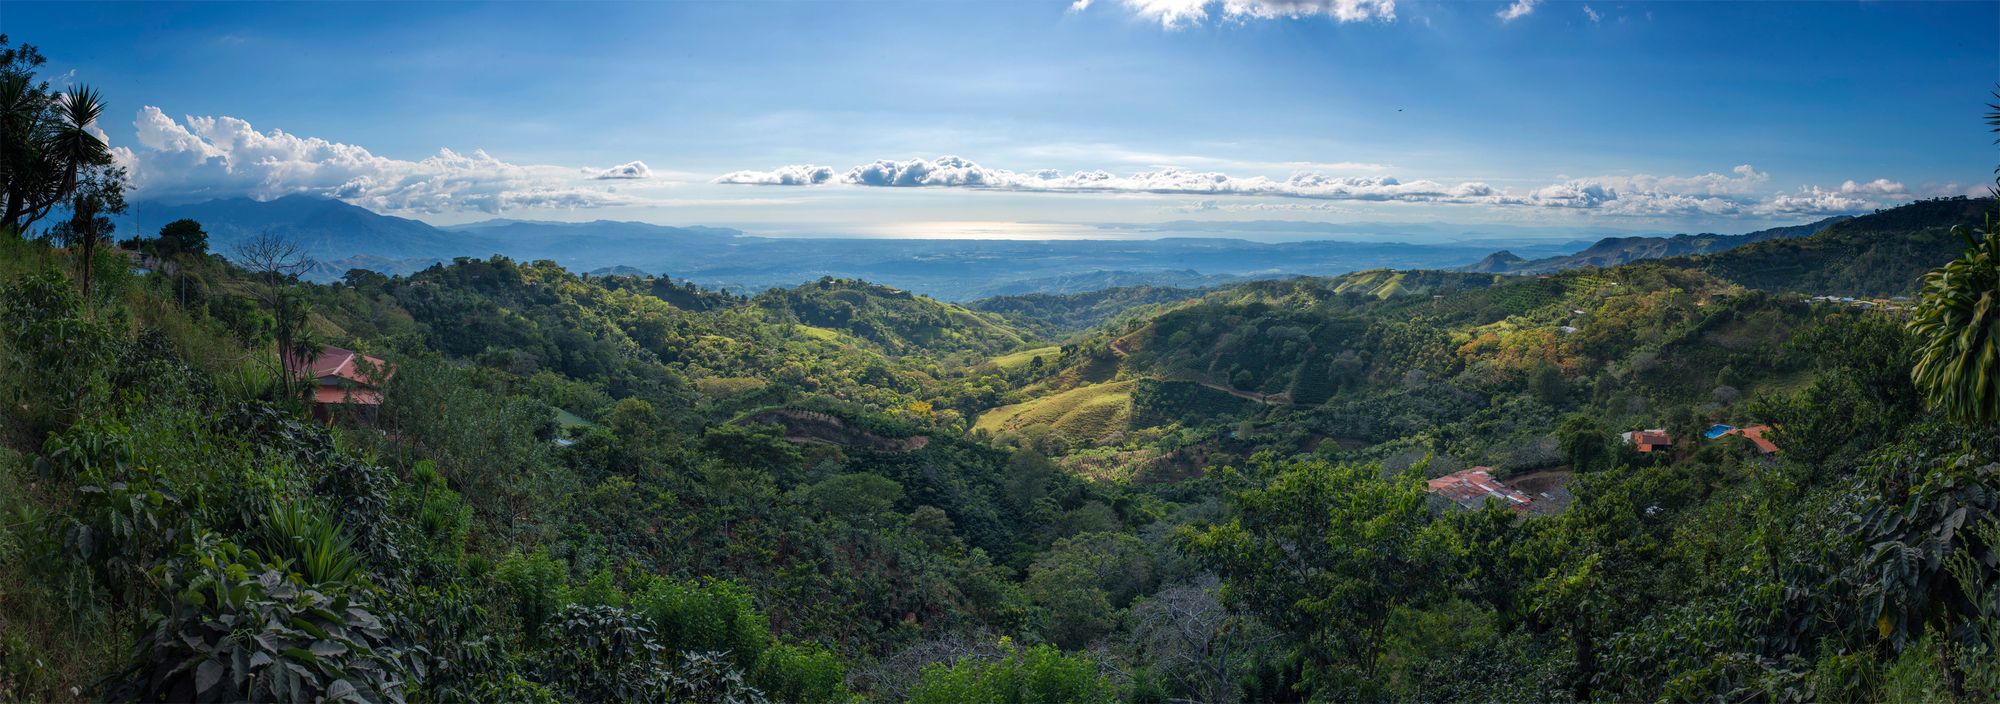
[[1703, 424, 1736, 439]]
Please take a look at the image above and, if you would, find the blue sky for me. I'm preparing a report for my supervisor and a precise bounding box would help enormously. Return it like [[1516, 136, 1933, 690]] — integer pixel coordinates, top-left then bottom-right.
[[5, 0, 1996, 239]]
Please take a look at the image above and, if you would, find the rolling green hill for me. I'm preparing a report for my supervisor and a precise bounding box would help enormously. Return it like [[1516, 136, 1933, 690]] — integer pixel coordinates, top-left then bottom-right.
[[753, 277, 1031, 356], [1673, 197, 1992, 296]]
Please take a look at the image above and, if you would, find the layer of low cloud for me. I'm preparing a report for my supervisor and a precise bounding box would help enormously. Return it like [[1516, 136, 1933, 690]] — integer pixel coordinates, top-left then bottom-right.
[[115, 107, 650, 213], [1083, 0, 1396, 29], [717, 156, 1915, 218], [1497, 0, 1541, 22], [718, 155, 1496, 203]]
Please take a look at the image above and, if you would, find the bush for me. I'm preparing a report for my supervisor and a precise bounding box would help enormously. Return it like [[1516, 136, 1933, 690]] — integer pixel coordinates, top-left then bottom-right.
[[494, 549, 569, 638], [257, 500, 365, 588], [109, 534, 409, 703], [538, 604, 671, 703], [0, 268, 116, 438], [753, 642, 849, 703], [632, 577, 769, 669], [909, 643, 1116, 704]]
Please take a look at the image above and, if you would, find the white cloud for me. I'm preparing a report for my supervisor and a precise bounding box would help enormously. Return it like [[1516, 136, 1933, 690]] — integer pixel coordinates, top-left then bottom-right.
[[1507, 167, 1914, 217], [1582, 5, 1601, 23], [113, 107, 649, 213], [713, 164, 839, 185], [592, 161, 653, 180], [1759, 179, 1911, 216], [717, 156, 1916, 219], [1088, 0, 1396, 29], [1497, 0, 1541, 22]]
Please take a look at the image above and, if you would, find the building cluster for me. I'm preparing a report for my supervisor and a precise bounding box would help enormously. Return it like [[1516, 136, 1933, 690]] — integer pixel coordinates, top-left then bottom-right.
[[1427, 423, 1781, 513], [1805, 294, 1911, 312], [1426, 467, 1534, 513]]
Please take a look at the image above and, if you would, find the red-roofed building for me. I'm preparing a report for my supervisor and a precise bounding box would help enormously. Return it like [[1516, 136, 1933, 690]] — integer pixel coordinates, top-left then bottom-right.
[[1726, 425, 1779, 454], [1426, 467, 1533, 513], [284, 345, 392, 419], [1621, 429, 1674, 453]]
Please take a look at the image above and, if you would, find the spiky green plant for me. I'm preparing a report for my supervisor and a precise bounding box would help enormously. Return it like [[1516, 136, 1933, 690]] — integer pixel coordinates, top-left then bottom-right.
[[1907, 95, 2000, 426], [1908, 219, 2000, 425], [258, 500, 365, 588]]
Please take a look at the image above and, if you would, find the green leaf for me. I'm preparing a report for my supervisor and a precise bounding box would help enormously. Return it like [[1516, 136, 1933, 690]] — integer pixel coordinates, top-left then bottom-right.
[[195, 659, 224, 695], [310, 640, 349, 658]]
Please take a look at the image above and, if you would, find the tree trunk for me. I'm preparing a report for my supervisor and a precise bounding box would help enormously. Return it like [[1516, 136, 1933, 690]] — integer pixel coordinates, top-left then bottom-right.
[[1571, 619, 1597, 702], [78, 235, 93, 300]]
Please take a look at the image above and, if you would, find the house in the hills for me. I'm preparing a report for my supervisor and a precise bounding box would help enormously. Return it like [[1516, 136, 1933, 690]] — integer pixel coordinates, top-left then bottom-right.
[[1725, 424, 1779, 454], [284, 345, 392, 421], [1620, 428, 1673, 453]]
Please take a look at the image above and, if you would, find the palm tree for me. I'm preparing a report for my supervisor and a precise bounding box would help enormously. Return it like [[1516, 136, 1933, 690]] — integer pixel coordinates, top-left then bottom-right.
[[0, 35, 116, 233], [48, 85, 108, 201], [1906, 95, 2000, 425]]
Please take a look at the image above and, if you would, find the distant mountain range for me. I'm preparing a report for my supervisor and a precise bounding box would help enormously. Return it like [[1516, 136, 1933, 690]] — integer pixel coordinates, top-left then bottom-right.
[[1459, 216, 1851, 275], [132, 195, 1871, 300]]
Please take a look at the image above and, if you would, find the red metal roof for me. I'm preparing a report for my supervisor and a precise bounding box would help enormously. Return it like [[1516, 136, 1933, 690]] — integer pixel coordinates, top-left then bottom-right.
[[313, 385, 383, 406], [284, 345, 391, 387], [284, 345, 392, 406], [1426, 467, 1533, 512], [1729, 425, 1779, 454]]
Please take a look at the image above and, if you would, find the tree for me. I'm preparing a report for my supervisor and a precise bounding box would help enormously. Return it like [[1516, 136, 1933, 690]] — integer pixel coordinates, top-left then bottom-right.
[[1906, 94, 2000, 427], [1530, 364, 1567, 407], [45, 165, 124, 299], [1128, 575, 1278, 704], [1179, 456, 1454, 698], [154, 218, 209, 258], [1558, 413, 1614, 472], [0, 36, 116, 233], [1024, 531, 1155, 648], [234, 231, 316, 396]]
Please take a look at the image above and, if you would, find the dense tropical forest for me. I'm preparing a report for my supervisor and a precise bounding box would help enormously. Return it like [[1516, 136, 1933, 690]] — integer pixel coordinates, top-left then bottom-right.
[[4, 37, 2000, 703]]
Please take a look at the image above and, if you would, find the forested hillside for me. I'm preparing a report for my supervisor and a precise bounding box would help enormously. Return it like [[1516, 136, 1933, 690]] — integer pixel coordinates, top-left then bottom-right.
[[1673, 196, 1992, 296], [7, 188, 2000, 702], [1462, 215, 1850, 275], [4, 42, 2000, 703]]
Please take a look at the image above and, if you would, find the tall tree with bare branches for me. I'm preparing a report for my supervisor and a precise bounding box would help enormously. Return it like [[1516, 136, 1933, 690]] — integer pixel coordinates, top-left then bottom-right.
[[234, 231, 318, 397]]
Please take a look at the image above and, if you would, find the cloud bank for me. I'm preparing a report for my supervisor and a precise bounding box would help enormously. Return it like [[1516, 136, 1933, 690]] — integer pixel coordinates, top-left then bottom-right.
[[718, 155, 1496, 203], [1082, 0, 1396, 29], [115, 107, 650, 213], [716, 156, 1914, 218]]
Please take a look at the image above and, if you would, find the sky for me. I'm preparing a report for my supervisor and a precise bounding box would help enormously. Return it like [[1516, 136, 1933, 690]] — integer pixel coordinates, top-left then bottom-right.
[[4, 0, 1997, 240]]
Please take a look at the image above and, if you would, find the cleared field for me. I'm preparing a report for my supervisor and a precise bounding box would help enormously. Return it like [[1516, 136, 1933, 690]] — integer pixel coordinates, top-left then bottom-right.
[[974, 379, 1137, 440], [982, 346, 1061, 372], [795, 324, 844, 342], [696, 376, 769, 398]]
